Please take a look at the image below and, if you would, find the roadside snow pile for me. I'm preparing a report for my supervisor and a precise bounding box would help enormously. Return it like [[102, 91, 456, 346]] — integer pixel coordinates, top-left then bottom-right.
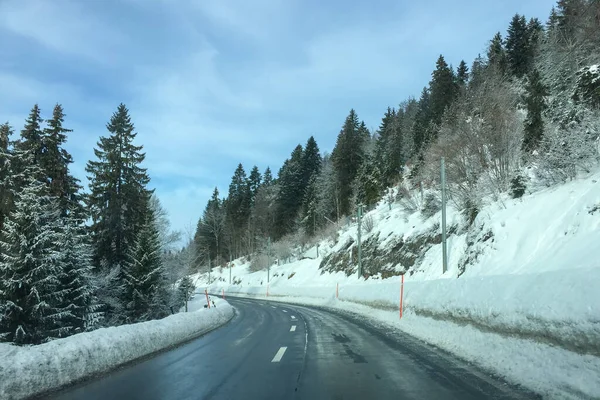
[[0, 300, 233, 400], [211, 266, 600, 356]]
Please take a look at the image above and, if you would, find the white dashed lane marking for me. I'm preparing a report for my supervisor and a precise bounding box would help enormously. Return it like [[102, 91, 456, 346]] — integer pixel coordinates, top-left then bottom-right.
[[282, 310, 287, 313], [291, 315, 296, 320], [290, 325, 296, 332], [271, 347, 287, 362]]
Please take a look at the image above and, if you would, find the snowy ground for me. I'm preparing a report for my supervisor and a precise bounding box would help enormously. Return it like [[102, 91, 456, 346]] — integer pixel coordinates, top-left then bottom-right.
[[195, 170, 600, 399], [0, 299, 233, 400]]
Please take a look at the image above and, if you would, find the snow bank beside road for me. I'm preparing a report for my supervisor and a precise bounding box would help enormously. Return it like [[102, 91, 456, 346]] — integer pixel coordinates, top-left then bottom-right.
[[210, 266, 600, 356], [208, 271, 600, 399], [219, 293, 600, 399], [0, 301, 234, 400]]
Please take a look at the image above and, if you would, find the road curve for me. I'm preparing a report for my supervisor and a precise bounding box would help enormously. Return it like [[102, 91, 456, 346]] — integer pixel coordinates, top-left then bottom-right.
[[43, 297, 538, 400]]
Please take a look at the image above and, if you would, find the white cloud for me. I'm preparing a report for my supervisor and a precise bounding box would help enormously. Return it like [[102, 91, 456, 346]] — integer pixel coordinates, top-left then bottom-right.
[[0, 0, 126, 64], [0, 0, 558, 237], [187, 0, 294, 43]]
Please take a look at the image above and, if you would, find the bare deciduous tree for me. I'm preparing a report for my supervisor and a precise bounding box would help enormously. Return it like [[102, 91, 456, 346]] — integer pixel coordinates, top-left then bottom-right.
[[421, 74, 523, 213]]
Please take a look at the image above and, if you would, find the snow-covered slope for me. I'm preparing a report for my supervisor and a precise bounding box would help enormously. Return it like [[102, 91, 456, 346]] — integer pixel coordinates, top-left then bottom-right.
[[0, 299, 233, 400], [197, 170, 600, 399]]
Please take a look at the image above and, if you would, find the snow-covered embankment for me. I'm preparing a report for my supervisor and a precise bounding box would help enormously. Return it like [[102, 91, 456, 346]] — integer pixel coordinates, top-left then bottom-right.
[[0, 301, 234, 400]]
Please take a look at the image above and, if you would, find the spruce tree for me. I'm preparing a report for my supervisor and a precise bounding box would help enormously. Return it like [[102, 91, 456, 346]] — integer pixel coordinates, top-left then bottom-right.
[[412, 88, 431, 156], [0, 123, 14, 232], [13, 105, 45, 191], [554, 0, 586, 44], [523, 69, 549, 152], [355, 155, 382, 209], [429, 55, 458, 126], [53, 214, 98, 336], [263, 167, 273, 186], [457, 60, 469, 85], [315, 155, 340, 222], [301, 136, 322, 188], [225, 164, 251, 256], [375, 107, 406, 187], [274, 145, 305, 238], [506, 14, 531, 78], [122, 211, 168, 323], [301, 174, 319, 236], [526, 18, 543, 66], [331, 109, 367, 217], [0, 158, 62, 345], [374, 107, 395, 183], [42, 106, 98, 333], [248, 165, 262, 205], [251, 179, 278, 240], [384, 108, 406, 185], [469, 54, 486, 90], [195, 188, 225, 264], [86, 104, 152, 272], [487, 32, 508, 74], [42, 104, 83, 218]]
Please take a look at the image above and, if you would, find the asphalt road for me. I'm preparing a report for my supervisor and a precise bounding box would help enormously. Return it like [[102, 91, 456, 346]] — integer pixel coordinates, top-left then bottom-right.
[[44, 297, 538, 400]]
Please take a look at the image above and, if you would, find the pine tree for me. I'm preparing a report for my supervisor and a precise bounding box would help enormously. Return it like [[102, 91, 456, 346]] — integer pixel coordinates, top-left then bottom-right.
[[526, 18, 543, 65], [42, 104, 83, 218], [0, 123, 14, 232], [225, 164, 251, 256], [177, 276, 194, 310], [195, 188, 225, 265], [555, 0, 587, 44], [315, 155, 341, 222], [86, 104, 152, 272], [469, 54, 486, 90], [251, 181, 278, 240], [547, 6, 560, 29], [248, 166, 262, 205], [263, 167, 273, 186], [487, 32, 508, 74], [412, 88, 431, 156], [0, 159, 62, 345], [374, 107, 395, 183], [358, 121, 371, 143], [429, 55, 459, 126], [384, 108, 406, 185], [331, 109, 368, 217], [122, 212, 169, 323], [274, 145, 305, 238], [457, 60, 469, 85], [53, 214, 98, 336], [301, 136, 322, 188], [506, 14, 531, 78], [13, 105, 45, 190], [355, 155, 382, 209], [301, 174, 319, 236], [523, 69, 549, 152]]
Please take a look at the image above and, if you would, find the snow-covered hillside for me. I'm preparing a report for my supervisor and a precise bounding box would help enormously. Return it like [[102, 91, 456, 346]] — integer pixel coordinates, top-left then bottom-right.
[[196, 170, 600, 399]]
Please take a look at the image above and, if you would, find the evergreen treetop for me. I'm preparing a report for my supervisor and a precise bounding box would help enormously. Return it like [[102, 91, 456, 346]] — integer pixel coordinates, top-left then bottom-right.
[[85, 103, 152, 271]]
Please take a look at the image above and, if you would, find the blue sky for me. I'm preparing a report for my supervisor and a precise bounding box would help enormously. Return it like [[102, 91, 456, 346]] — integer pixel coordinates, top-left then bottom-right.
[[0, 0, 556, 239]]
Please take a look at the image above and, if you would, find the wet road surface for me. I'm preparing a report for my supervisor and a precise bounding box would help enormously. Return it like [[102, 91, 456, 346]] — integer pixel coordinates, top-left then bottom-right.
[[44, 297, 538, 400]]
